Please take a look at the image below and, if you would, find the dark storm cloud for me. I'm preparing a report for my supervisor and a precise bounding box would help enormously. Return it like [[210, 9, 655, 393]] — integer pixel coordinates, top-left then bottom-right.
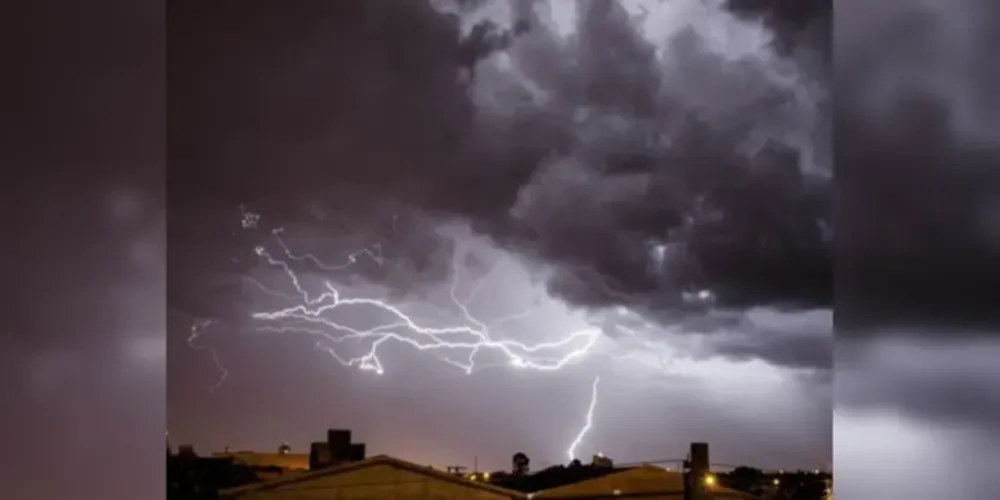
[[492, 1, 831, 315], [835, 2, 1000, 496], [711, 325, 831, 371], [681, 308, 832, 371], [169, 0, 831, 327], [836, 337, 1000, 499], [836, 339, 1000, 430], [836, 0, 1000, 335]]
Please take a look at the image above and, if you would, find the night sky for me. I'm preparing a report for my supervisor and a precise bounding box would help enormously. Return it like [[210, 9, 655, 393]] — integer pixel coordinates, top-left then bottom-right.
[[167, 0, 833, 472], [3, 0, 1000, 499]]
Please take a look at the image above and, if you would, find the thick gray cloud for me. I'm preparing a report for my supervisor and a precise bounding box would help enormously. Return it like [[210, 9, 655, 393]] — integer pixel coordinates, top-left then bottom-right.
[[837, 338, 1000, 432], [708, 308, 831, 370], [836, 338, 1000, 499], [169, 0, 832, 372], [836, 0, 1000, 335], [835, 1, 1000, 498]]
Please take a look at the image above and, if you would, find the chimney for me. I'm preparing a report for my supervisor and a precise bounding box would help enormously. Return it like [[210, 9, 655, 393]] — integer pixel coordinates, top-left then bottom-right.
[[326, 429, 352, 463], [689, 442, 711, 500], [349, 443, 366, 462], [690, 443, 709, 474]]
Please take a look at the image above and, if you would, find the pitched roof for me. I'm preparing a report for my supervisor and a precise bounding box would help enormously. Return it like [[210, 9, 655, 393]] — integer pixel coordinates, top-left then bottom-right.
[[533, 465, 755, 499], [220, 454, 527, 498]]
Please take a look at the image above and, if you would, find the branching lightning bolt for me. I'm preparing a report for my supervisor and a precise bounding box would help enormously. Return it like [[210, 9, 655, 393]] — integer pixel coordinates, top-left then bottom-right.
[[566, 375, 601, 462], [187, 318, 229, 392], [248, 223, 601, 376], [239, 204, 260, 229], [236, 210, 615, 462], [193, 207, 783, 467]]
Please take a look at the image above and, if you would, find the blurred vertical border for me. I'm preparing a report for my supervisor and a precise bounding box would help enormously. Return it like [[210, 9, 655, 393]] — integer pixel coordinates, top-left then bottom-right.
[[0, 0, 165, 499], [835, 0, 1000, 498]]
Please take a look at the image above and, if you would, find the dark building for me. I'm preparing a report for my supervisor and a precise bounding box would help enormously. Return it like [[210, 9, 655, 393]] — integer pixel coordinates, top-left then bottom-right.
[[491, 457, 624, 494], [171, 428, 368, 499], [309, 428, 367, 470], [168, 446, 261, 500]]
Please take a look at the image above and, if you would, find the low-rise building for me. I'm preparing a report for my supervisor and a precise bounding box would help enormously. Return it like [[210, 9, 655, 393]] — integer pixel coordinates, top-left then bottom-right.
[[531, 465, 756, 499], [220, 454, 528, 499]]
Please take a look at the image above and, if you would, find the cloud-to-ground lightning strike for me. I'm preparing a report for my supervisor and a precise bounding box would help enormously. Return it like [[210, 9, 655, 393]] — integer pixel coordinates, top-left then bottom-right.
[[187, 318, 229, 392], [247, 223, 602, 376], [566, 375, 601, 462]]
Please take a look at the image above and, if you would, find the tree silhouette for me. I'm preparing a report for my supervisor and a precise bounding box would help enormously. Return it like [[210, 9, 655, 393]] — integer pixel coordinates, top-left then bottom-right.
[[512, 452, 530, 475], [724, 466, 765, 493]]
